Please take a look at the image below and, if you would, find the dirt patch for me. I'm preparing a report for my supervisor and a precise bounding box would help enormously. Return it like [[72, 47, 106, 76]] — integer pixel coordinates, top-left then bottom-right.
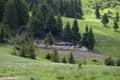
[[58, 50, 106, 60]]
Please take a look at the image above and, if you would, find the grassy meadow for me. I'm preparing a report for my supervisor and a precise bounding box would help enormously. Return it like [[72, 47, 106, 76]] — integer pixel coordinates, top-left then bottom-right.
[[0, 44, 120, 80]]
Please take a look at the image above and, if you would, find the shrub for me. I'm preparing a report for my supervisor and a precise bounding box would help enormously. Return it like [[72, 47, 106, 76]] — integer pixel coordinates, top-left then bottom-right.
[[105, 57, 115, 66], [62, 57, 67, 63], [117, 58, 120, 66], [69, 52, 75, 64], [45, 53, 51, 60]]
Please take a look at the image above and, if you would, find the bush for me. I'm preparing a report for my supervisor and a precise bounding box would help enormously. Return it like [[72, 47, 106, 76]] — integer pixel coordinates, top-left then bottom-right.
[[117, 58, 120, 66], [51, 49, 59, 62], [45, 53, 51, 60], [62, 57, 67, 63], [69, 52, 75, 64], [105, 57, 115, 66]]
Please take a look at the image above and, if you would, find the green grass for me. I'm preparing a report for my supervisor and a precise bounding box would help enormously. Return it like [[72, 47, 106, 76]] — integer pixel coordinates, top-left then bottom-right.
[[0, 44, 120, 80], [62, 6, 120, 57]]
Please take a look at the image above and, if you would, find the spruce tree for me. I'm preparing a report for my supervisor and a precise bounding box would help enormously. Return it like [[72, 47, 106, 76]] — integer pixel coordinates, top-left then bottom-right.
[[51, 49, 59, 62], [116, 12, 119, 22], [0, 0, 8, 22], [59, 0, 64, 15], [113, 20, 119, 31], [3, 0, 18, 30], [95, 3, 100, 18], [87, 28, 95, 50], [69, 52, 75, 64], [72, 18, 81, 41], [45, 10, 57, 34], [29, 10, 44, 36], [62, 22, 72, 40], [62, 57, 67, 63], [44, 32, 54, 45], [56, 14, 63, 35], [14, 0, 29, 26], [102, 14, 109, 27], [0, 24, 7, 42]]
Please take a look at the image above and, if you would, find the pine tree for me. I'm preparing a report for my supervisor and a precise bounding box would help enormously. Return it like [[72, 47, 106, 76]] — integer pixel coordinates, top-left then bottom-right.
[[85, 24, 89, 33], [51, 49, 59, 62], [76, 0, 83, 19], [69, 52, 75, 64], [56, 14, 63, 35], [3, 0, 18, 30], [95, 3, 100, 18], [44, 32, 54, 45], [59, 0, 64, 15], [113, 20, 119, 31], [29, 10, 44, 36], [102, 14, 109, 27], [14, 0, 29, 26], [87, 28, 95, 50], [72, 18, 81, 41], [62, 57, 67, 63], [45, 10, 57, 34], [0, 24, 7, 42], [116, 12, 119, 22], [0, 0, 8, 22], [62, 22, 72, 40]]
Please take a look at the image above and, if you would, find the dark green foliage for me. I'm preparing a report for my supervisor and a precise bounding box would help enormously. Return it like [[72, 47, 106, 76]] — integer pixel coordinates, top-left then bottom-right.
[[85, 24, 89, 33], [0, 0, 8, 22], [56, 15, 63, 35], [62, 22, 72, 40], [116, 12, 119, 22], [62, 57, 67, 63], [95, 3, 100, 18], [45, 52, 51, 60], [44, 32, 54, 45], [3, 0, 29, 31], [40, 4, 49, 22], [72, 18, 81, 41], [14, 0, 29, 26], [3, 0, 18, 30], [19, 34, 36, 59], [87, 28, 95, 50], [69, 52, 75, 64], [29, 10, 44, 36], [113, 20, 119, 31], [45, 10, 57, 34], [0, 24, 8, 42], [101, 14, 109, 27], [117, 58, 120, 66], [82, 26, 95, 50], [51, 49, 59, 62], [105, 57, 115, 66]]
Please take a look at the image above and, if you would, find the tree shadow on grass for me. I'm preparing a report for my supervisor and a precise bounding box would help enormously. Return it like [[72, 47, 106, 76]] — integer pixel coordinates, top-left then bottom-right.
[[115, 31, 120, 33]]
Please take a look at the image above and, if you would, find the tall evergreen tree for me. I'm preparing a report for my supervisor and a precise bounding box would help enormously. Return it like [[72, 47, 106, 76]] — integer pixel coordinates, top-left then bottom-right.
[[3, 0, 18, 30], [95, 3, 100, 18], [45, 10, 57, 34], [62, 57, 67, 63], [62, 22, 72, 40], [29, 10, 44, 36], [0, 0, 8, 22], [51, 49, 59, 62], [44, 32, 54, 45], [102, 14, 109, 27], [113, 20, 119, 31], [56, 14, 63, 35], [59, 0, 64, 15], [72, 18, 81, 40], [0, 24, 7, 42], [116, 12, 119, 22], [77, 0, 83, 18], [69, 52, 75, 64], [14, 0, 29, 26], [87, 28, 95, 50]]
